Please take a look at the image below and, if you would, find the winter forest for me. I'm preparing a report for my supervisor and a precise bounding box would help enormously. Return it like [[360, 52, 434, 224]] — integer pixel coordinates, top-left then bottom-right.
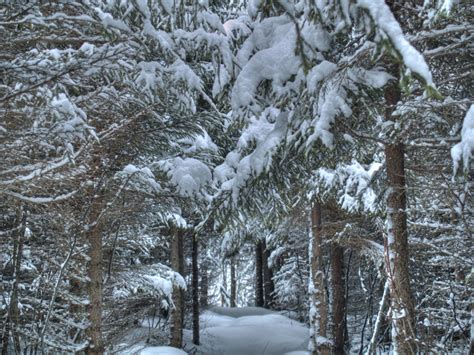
[[0, 0, 472, 354]]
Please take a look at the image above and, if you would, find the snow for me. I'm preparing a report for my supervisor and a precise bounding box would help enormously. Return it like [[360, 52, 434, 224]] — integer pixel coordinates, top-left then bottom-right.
[[160, 0, 174, 15], [316, 161, 381, 213], [232, 16, 300, 109], [159, 157, 212, 197], [308, 83, 351, 147], [248, 0, 262, 17], [94, 7, 130, 32], [223, 18, 251, 39], [217, 110, 289, 202], [161, 212, 188, 229], [181, 131, 218, 153], [143, 21, 173, 49], [170, 59, 203, 92], [357, 0, 434, 87], [143, 275, 173, 297], [209, 306, 277, 317], [122, 307, 309, 354], [139, 346, 187, 355], [3, 190, 77, 204], [121, 164, 161, 192], [79, 42, 95, 55], [451, 104, 474, 174], [306, 61, 337, 94], [349, 68, 394, 88], [438, 0, 454, 14], [191, 307, 310, 355]]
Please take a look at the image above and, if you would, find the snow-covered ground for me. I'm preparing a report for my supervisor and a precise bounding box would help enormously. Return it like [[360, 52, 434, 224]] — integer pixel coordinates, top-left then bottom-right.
[[125, 307, 310, 354], [139, 347, 187, 355], [184, 307, 309, 355]]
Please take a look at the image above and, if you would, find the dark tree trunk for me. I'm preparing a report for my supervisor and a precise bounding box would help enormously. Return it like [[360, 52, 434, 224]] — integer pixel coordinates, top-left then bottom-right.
[[220, 261, 227, 306], [310, 200, 330, 355], [86, 193, 104, 355], [255, 240, 264, 307], [1, 206, 26, 355], [170, 228, 184, 348], [192, 233, 200, 345], [331, 244, 346, 354], [262, 239, 275, 309], [230, 256, 237, 308], [200, 253, 208, 309], [178, 229, 185, 325], [383, 66, 416, 354]]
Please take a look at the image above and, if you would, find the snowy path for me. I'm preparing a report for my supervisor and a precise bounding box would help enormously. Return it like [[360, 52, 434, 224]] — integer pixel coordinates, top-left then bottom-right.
[[183, 307, 310, 355], [119, 307, 310, 354]]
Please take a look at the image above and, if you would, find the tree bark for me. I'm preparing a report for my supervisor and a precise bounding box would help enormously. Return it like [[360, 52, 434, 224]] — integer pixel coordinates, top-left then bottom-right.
[[220, 260, 228, 306], [255, 240, 264, 307], [262, 239, 275, 309], [310, 200, 330, 355], [170, 228, 184, 348], [331, 243, 346, 354], [230, 256, 237, 308], [383, 67, 416, 354], [367, 280, 390, 354], [200, 250, 208, 309], [86, 192, 105, 355], [192, 232, 200, 345], [1, 206, 26, 355]]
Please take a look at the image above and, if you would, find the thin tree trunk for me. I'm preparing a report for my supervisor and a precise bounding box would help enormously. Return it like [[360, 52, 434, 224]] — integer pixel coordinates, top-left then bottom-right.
[[86, 192, 105, 355], [2, 206, 26, 355], [309, 199, 330, 355], [170, 228, 184, 348], [230, 256, 237, 308], [178, 229, 185, 326], [383, 67, 417, 354], [331, 243, 345, 354], [200, 251, 208, 309], [40, 234, 77, 346], [255, 240, 264, 307], [192, 233, 199, 345], [220, 260, 228, 306], [470, 302, 474, 355], [262, 239, 275, 309], [367, 280, 390, 355]]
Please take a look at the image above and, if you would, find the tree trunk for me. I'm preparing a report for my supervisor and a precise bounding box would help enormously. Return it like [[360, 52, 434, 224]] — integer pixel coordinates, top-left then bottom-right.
[[309, 200, 330, 355], [383, 67, 416, 354], [220, 260, 228, 306], [255, 240, 264, 307], [367, 280, 390, 354], [470, 301, 474, 355], [1, 206, 26, 355], [331, 243, 346, 354], [170, 228, 184, 348], [178, 229, 185, 327], [230, 256, 237, 307], [192, 233, 200, 345], [86, 193, 105, 355], [200, 252, 208, 309], [262, 239, 275, 309]]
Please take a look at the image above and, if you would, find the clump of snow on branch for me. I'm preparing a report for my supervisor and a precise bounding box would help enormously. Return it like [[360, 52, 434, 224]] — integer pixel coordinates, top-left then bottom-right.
[[357, 0, 434, 87], [451, 105, 474, 174], [51, 93, 97, 143], [112, 264, 185, 302], [315, 161, 383, 213], [159, 157, 212, 197], [216, 109, 289, 202], [120, 164, 161, 193]]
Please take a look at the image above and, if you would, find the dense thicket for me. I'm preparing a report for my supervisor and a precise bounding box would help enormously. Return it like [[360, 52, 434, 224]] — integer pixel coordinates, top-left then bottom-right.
[[1, 1, 472, 354]]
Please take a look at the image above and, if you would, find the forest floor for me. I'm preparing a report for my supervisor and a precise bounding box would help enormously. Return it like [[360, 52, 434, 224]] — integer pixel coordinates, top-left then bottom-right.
[[119, 307, 310, 355]]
